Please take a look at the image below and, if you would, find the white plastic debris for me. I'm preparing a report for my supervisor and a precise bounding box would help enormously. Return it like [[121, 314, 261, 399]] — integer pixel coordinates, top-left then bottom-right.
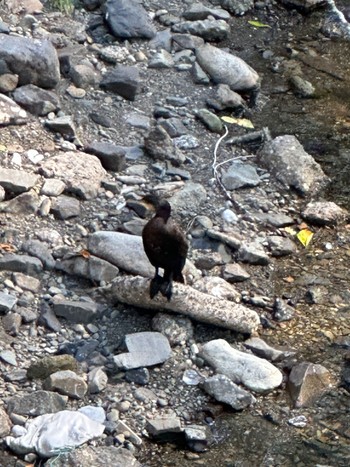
[[182, 369, 204, 386], [5, 410, 105, 457], [288, 415, 308, 428]]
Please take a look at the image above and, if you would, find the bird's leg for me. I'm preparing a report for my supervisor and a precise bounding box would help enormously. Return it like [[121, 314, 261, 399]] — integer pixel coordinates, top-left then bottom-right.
[[160, 270, 173, 301], [150, 267, 162, 299]]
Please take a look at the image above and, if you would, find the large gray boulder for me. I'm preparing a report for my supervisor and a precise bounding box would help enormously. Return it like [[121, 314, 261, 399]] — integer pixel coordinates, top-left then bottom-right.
[[105, 0, 156, 39], [195, 43, 260, 98], [260, 135, 329, 195], [0, 34, 60, 88], [40, 151, 106, 200]]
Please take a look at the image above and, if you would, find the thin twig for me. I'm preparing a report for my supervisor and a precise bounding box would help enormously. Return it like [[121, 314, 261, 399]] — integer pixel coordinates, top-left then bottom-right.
[[212, 126, 247, 213]]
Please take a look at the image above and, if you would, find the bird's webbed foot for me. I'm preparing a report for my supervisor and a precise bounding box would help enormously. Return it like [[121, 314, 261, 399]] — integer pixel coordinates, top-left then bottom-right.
[[149, 274, 163, 299], [160, 279, 173, 301]]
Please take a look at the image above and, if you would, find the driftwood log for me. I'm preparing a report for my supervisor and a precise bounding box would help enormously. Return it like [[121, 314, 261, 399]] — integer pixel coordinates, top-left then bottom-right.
[[101, 275, 260, 334]]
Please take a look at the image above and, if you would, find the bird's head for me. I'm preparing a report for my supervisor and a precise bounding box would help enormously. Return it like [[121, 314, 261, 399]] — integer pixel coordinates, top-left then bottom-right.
[[156, 199, 171, 220]]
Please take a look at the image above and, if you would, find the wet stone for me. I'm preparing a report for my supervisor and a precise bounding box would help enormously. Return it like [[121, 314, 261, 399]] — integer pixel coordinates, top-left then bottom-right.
[[268, 236, 297, 257], [27, 354, 78, 380], [41, 179, 66, 196], [238, 242, 270, 265], [53, 300, 99, 324], [199, 339, 283, 393], [288, 361, 333, 408], [159, 117, 188, 137], [13, 84, 60, 116], [12, 272, 40, 292], [45, 115, 76, 138], [114, 332, 172, 370], [289, 75, 315, 98], [148, 49, 174, 68], [2, 312, 22, 336], [0, 292, 17, 313], [202, 374, 256, 410], [51, 195, 81, 219], [43, 370, 88, 399], [47, 445, 141, 467], [100, 65, 141, 101], [172, 18, 230, 42], [194, 250, 224, 270], [244, 337, 297, 362], [6, 390, 68, 416], [273, 297, 295, 322], [184, 424, 209, 452], [196, 108, 223, 133], [38, 302, 62, 332], [0, 349, 17, 366], [0, 407, 11, 437], [4, 368, 27, 383], [88, 366, 108, 394], [0, 168, 40, 194], [125, 368, 150, 385], [146, 416, 183, 441], [222, 162, 261, 190], [302, 201, 348, 225], [152, 313, 193, 345], [21, 239, 56, 270], [223, 263, 250, 282]]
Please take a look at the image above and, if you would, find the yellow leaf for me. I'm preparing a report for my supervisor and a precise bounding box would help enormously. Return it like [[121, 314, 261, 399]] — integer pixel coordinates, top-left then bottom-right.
[[296, 229, 314, 247], [221, 116, 254, 128], [248, 20, 271, 28], [79, 249, 91, 259], [0, 243, 16, 252]]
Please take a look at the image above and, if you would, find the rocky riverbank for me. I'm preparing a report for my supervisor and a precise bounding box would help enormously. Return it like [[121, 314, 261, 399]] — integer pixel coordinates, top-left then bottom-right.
[[0, 0, 349, 466]]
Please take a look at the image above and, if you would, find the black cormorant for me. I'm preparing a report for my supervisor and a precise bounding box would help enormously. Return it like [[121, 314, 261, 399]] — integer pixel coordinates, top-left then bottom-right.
[[142, 198, 188, 300]]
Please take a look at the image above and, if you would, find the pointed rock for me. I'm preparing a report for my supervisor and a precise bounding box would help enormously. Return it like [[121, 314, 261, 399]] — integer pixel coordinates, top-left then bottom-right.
[[288, 361, 333, 408]]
